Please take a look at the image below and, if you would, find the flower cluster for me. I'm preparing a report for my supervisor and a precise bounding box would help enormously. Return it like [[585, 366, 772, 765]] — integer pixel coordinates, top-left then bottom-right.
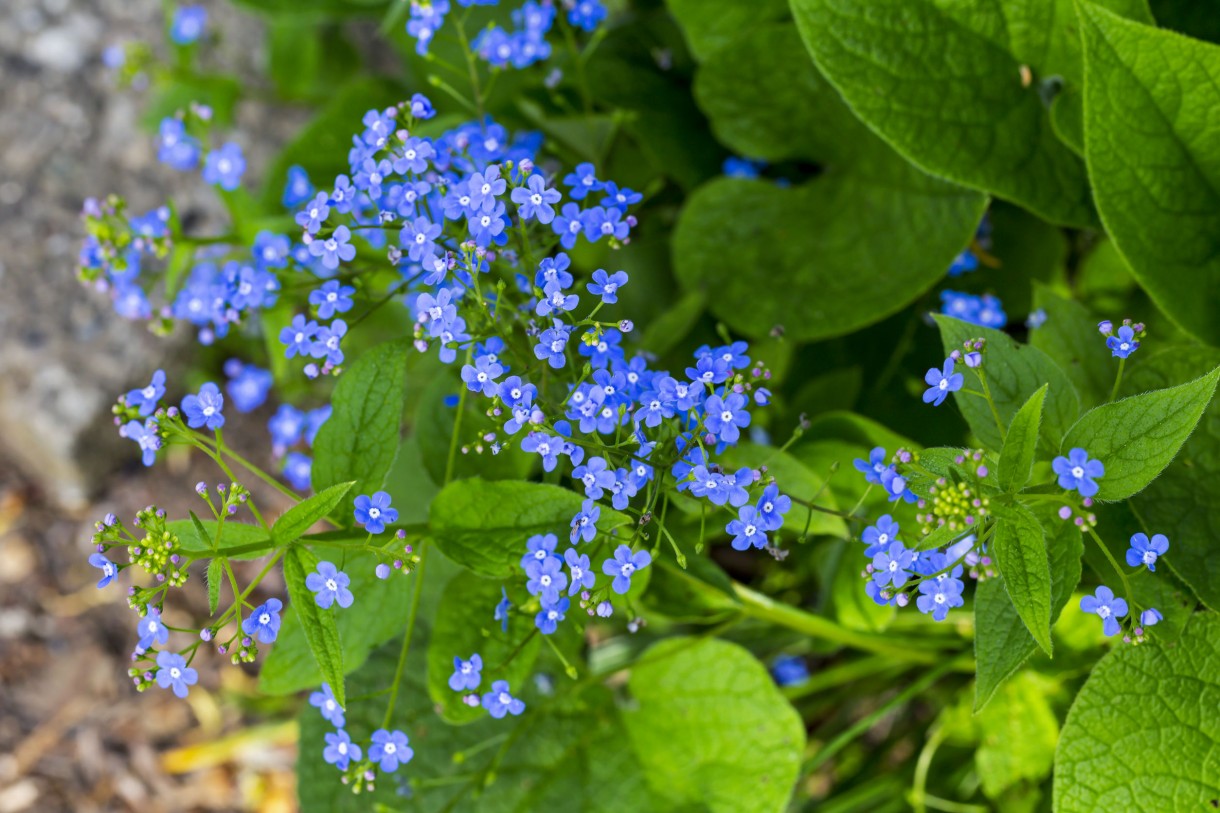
[[939, 290, 1007, 329], [1097, 318, 1145, 359], [406, 0, 607, 63]]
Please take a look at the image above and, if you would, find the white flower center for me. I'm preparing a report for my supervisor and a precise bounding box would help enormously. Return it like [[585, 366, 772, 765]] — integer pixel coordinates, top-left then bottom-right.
[[1071, 466, 1085, 479], [621, 563, 635, 577], [1143, 551, 1156, 565], [170, 667, 181, 678], [325, 578, 338, 591], [259, 613, 271, 624], [384, 742, 397, 755], [1098, 606, 1111, 619], [369, 507, 381, 519]]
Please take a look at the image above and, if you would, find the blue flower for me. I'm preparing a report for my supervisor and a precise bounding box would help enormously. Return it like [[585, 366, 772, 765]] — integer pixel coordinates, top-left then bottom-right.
[[469, 165, 507, 211], [89, 553, 117, 588], [753, 483, 791, 532], [449, 654, 483, 692], [727, 505, 768, 551], [225, 362, 272, 413], [521, 533, 559, 569], [1106, 325, 1140, 358], [295, 192, 330, 234], [1080, 585, 1127, 637], [202, 143, 245, 191], [573, 456, 615, 499], [242, 598, 283, 644], [939, 290, 1007, 329], [563, 162, 602, 199], [564, 548, 595, 594], [281, 315, 320, 359], [121, 419, 161, 467], [552, 203, 585, 249], [154, 651, 198, 698], [567, 0, 607, 31], [704, 393, 751, 444], [369, 729, 413, 773], [494, 587, 511, 632], [535, 253, 574, 289], [137, 607, 169, 650], [1140, 608, 1163, 627], [603, 545, 651, 594], [771, 655, 809, 687], [535, 280, 579, 317], [498, 376, 537, 408], [126, 369, 166, 417], [309, 683, 345, 727], [308, 225, 356, 270], [1052, 448, 1105, 498], [916, 574, 965, 621], [581, 206, 630, 242], [521, 432, 563, 470], [305, 561, 354, 609], [354, 491, 398, 534], [409, 93, 436, 119], [400, 216, 443, 262], [570, 500, 600, 543], [283, 452, 311, 491], [468, 201, 508, 247], [687, 354, 729, 386], [946, 249, 978, 276], [587, 269, 628, 304], [170, 5, 207, 44], [1126, 533, 1169, 571], [862, 515, 901, 557], [323, 730, 361, 770], [525, 556, 567, 604], [310, 281, 355, 319], [282, 165, 314, 208], [511, 174, 562, 223], [394, 136, 435, 175], [922, 358, 964, 406], [723, 156, 764, 178], [461, 355, 504, 398], [536, 596, 570, 634], [600, 182, 642, 211], [482, 680, 525, 718], [156, 118, 200, 171], [181, 382, 225, 431], [851, 448, 891, 485], [871, 541, 915, 589]]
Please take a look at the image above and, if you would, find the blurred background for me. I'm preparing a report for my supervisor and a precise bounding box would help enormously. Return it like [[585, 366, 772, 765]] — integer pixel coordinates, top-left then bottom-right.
[[0, 1, 310, 810]]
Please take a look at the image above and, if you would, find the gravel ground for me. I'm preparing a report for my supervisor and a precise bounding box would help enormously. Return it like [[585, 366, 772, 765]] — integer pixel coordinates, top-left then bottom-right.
[[0, 1, 315, 810]]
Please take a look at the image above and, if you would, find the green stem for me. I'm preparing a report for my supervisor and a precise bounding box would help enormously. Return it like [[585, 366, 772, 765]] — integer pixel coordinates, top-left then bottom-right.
[[910, 725, 947, 813], [382, 540, 428, 728], [1110, 356, 1127, 402], [975, 367, 1006, 443], [1085, 526, 1135, 608]]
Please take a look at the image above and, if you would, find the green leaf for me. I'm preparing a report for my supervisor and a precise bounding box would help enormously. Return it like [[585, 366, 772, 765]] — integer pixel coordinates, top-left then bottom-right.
[[429, 480, 632, 579], [790, 0, 1095, 226], [271, 481, 354, 544], [622, 637, 805, 812], [1030, 283, 1115, 410], [832, 540, 895, 631], [1079, 4, 1220, 344], [998, 386, 1047, 492], [936, 314, 1080, 451], [672, 24, 986, 342], [639, 290, 706, 358], [282, 545, 345, 707], [975, 672, 1059, 799], [206, 558, 223, 616], [426, 572, 541, 724], [1062, 365, 1220, 501], [990, 505, 1053, 655], [311, 339, 408, 503], [974, 506, 1083, 709], [260, 551, 455, 696], [1054, 613, 1220, 811], [666, 0, 789, 61], [1123, 347, 1220, 609], [169, 519, 269, 559]]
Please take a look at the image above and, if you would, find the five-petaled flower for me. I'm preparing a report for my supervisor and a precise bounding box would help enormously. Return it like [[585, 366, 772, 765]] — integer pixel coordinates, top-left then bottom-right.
[[1081, 585, 1127, 637], [1106, 325, 1140, 358], [482, 680, 525, 718], [369, 728, 413, 773], [323, 730, 361, 770], [1126, 533, 1169, 571], [155, 651, 198, 698], [305, 561, 355, 609], [922, 358, 964, 406], [181, 382, 226, 430], [603, 545, 651, 594], [1052, 448, 1105, 498], [309, 682, 345, 727], [448, 654, 483, 692], [242, 598, 283, 644], [354, 491, 398, 534]]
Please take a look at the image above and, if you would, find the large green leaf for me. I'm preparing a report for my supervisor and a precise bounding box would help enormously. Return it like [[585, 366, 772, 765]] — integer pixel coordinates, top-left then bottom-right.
[[991, 505, 1054, 655], [790, 0, 1095, 226], [1055, 613, 1220, 811], [622, 637, 805, 812], [665, 0, 789, 61], [311, 339, 408, 504], [1079, 4, 1220, 345], [671, 24, 986, 342], [975, 672, 1059, 799], [1124, 347, 1220, 609], [170, 519, 269, 559], [425, 572, 541, 724], [1062, 365, 1220, 501], [429, 480, 632, 580], [974, 506, 1083, 709], [283, 545, 346, 706], [935, 315, 1079, 451]]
